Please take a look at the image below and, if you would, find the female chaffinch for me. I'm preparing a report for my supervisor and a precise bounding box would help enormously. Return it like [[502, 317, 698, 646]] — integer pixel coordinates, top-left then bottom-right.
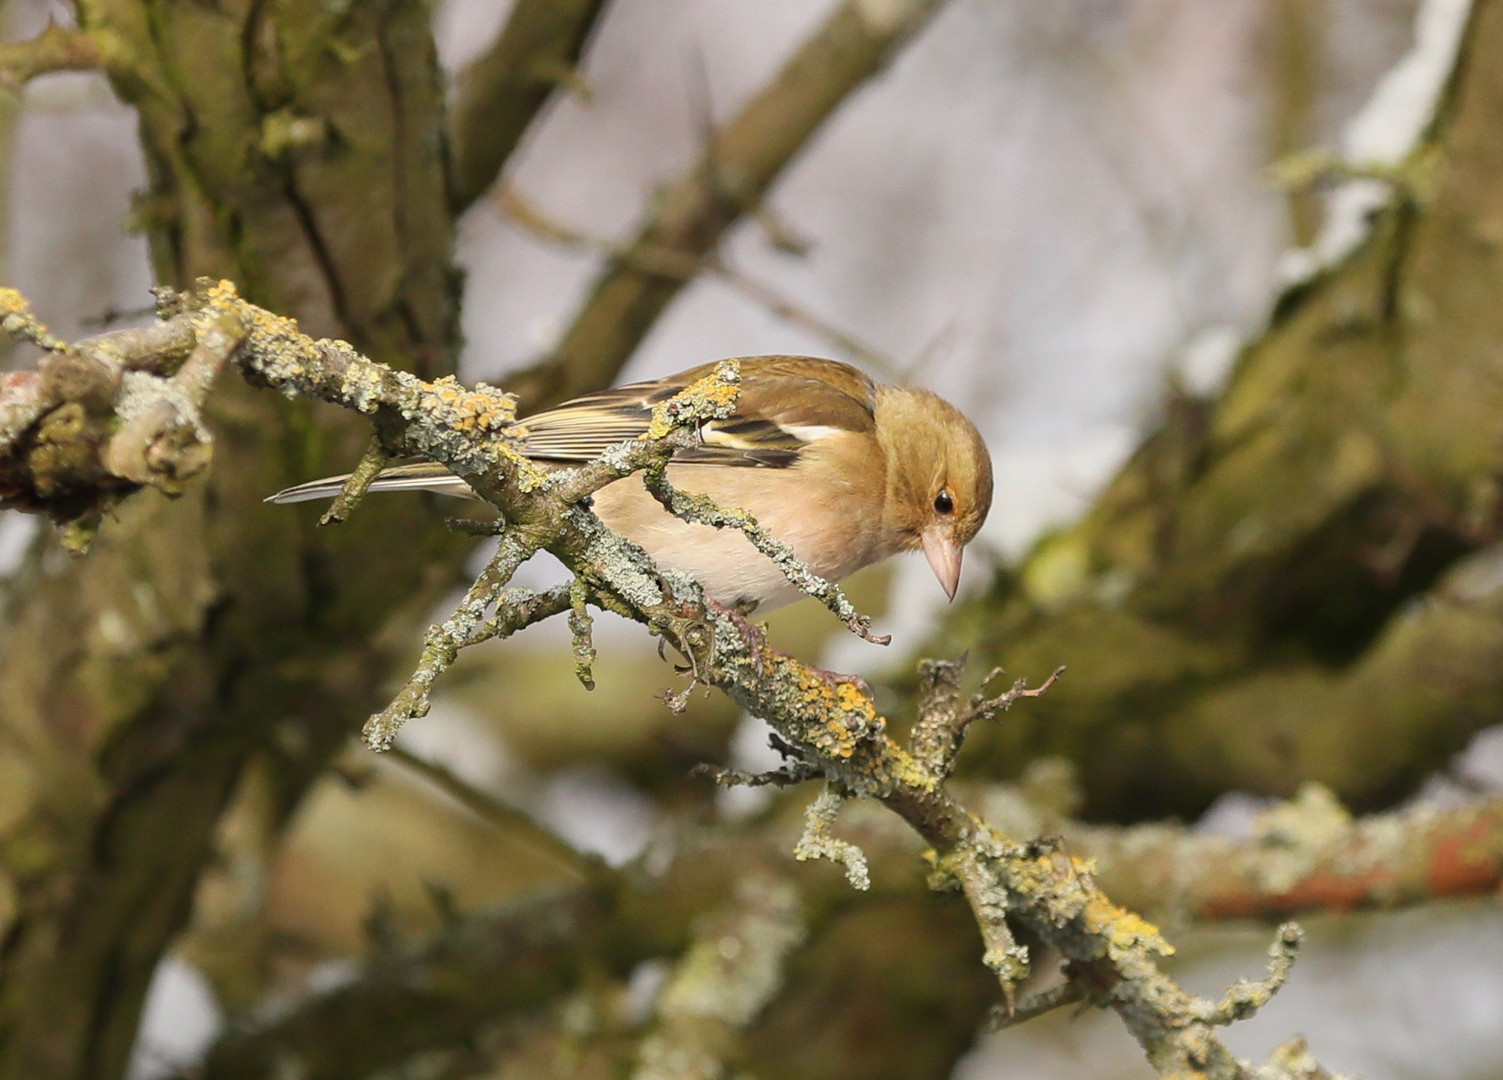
[[270, 356, 993, 611]]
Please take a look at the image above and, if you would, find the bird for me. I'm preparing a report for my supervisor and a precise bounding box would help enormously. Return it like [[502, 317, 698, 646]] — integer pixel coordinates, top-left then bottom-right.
[[268, 356, 993, 613]]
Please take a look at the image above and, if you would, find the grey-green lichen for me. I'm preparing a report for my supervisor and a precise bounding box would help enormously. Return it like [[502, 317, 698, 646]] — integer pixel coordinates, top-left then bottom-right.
[[568, 578, 597, 690], [793, 785, 870, 890]]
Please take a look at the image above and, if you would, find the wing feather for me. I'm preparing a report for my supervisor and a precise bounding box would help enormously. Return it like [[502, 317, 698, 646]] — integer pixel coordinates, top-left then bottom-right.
[[519, 356, 877, 468], [267, 356, 879, 504]]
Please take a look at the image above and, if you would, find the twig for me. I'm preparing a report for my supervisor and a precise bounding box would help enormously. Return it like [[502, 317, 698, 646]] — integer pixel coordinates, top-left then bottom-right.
[[384, 745, 608, 884], [319, 435, 391, 525], [568, 578, 597, 690], [946, 842, 1031, 1011], [986, 979, 1085, 1032], [911, 662, 1064, 779], [691, 759, 821, 789], [0, 288, 68, 351], [502, 0, 955, 408], [793, 784, 870, 891], [0, 23, 102, 94], [641, 459, 888, 644], [494, 185, 899, 376], [446, 0, 610, 212], [1198, 924, 1303, 1026], [363, 537, 553, 751]]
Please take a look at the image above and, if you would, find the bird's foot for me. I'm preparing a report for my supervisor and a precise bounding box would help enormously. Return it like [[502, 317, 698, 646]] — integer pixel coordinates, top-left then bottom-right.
[[803, 663, 874, 700], [704, 596, 766, 678]]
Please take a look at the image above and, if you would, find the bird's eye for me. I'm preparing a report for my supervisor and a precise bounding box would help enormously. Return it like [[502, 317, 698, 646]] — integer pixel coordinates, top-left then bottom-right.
[[934, 489, 954, 515]]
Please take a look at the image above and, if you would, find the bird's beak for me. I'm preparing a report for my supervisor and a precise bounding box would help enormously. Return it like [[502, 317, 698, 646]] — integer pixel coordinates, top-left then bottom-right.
[[921, 529, 963, 601]]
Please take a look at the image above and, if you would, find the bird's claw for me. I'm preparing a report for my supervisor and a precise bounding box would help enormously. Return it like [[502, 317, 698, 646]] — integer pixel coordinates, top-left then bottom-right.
[[705, 596, 766, 678]]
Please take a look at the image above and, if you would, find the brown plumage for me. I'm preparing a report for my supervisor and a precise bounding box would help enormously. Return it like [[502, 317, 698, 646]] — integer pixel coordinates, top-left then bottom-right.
[[269, 356, 993, 610]]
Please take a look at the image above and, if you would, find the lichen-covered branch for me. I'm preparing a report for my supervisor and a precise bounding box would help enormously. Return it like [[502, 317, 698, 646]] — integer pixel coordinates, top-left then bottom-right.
[[910, 660, 1064, 781], [0, 286, 241, 542], [446, 0, 611, 212], [1079, 783, 1503, 921], [0, 281, 1335, 1080], [504, 0, 957, 409], [631, 875, 806, 1080]]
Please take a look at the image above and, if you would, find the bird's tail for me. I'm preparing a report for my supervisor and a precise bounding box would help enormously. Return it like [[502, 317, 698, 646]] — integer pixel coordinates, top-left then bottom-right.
[[265, 461, 476, 504]]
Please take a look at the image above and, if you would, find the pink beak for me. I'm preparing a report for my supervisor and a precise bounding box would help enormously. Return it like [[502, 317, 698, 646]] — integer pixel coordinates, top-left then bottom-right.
[[921, 530, 963, 601]]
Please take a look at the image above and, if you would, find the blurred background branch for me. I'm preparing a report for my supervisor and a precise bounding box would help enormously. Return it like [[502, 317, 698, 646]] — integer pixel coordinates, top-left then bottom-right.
[[446, 0, 611, 212], [501, 0, 955, 409], [0, 20, 99, 92]]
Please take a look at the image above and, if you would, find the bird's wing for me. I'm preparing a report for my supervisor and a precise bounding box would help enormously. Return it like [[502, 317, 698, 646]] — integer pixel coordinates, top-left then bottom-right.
[[521, 355, 878, 468], [265, 356, 879, 504], [266, 461, 474, 503]]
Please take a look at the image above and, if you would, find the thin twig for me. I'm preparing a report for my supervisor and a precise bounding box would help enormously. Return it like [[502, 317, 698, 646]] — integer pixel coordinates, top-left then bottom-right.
[[986, 979, 1085, 1032], [642, 459, 888, 644], [0, 23, 102, 93], [494, 185, 898, 375], [690, 760, 822, 789], [320, 435, 392, 525], [385, 745, 609, 884]]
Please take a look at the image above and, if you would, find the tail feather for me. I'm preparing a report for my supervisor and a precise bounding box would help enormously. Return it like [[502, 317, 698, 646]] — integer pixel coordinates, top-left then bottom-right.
[[265, 462, 476, 504]]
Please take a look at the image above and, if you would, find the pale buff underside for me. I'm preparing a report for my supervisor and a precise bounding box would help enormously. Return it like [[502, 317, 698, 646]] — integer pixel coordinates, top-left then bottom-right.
[[592, 460, 887, 611], [270, 430, 901, 609]]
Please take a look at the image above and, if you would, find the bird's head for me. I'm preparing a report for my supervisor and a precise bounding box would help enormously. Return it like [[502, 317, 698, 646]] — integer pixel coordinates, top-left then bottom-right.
[[875, 386, 993, 600]]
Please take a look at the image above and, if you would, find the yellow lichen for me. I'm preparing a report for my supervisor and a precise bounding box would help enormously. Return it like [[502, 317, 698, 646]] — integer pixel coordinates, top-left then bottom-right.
[[0, 287, 32, 317], [1082, 896, 1174, 960], [645, 360, 741, 441]]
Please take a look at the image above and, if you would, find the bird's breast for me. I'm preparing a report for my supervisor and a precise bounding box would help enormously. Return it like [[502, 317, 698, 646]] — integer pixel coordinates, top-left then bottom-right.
[[588, 462, 885, 611]]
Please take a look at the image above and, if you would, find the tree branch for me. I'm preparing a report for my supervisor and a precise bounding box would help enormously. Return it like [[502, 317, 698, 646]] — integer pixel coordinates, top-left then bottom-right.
[[630, 875, 806, 1080], [494, 185, 899, 374], [0, 286, 239, 543], [196, 887, 605, 1080], [446, 0, 612, 212], [1082, 784, 1503, 921], [504, 0, 956, 409], [0, 22, 102, 93]]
